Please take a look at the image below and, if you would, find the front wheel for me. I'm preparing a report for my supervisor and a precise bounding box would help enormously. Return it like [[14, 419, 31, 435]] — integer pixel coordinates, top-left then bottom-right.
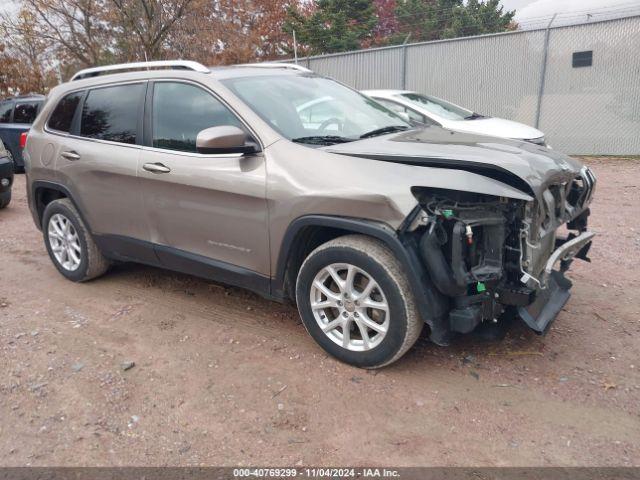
[[296, 235, 423, 368]]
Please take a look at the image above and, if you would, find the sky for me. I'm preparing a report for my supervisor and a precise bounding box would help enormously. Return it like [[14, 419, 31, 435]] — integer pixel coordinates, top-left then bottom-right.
[[502, 0, 640, 28]]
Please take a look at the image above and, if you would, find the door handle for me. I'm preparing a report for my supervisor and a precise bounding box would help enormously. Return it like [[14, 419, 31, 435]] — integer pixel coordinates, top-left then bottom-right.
[[60, 151, 80, 161], [143, 162, 171, 174]]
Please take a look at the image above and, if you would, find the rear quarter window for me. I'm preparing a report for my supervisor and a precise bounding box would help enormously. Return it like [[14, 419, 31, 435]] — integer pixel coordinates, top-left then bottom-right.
[[13, 101, 41, 124], [80, 83, 145, 144], [48, 92, 84, 132]]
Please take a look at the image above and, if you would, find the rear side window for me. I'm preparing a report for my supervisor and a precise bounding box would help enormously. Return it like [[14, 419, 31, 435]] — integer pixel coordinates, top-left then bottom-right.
[[152, 82, 244, 153], [48, 92, 83, 132], [14, 102, 40, 123], [0, 101, 13, 123], [80, 84, 145, 144]]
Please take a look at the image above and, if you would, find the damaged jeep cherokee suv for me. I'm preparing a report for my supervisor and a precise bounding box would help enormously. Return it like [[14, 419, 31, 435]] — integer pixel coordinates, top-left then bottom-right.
[[24, 61, 595, 368]]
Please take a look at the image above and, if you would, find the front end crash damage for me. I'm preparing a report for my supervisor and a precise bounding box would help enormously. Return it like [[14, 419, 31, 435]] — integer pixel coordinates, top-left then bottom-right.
[[401, 166, 596, 343]]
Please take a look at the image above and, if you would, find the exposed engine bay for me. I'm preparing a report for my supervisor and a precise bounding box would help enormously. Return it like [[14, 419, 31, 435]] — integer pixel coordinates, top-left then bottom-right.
[[403, 166, 596, 339]]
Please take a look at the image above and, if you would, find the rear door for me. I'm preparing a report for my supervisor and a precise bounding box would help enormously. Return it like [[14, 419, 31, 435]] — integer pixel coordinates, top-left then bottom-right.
[[138, 80, 269, 276], [55, 82, 150, 251]]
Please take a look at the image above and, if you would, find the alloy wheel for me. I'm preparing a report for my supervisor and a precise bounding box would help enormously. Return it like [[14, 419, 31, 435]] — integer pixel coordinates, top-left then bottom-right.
[[48, 213, 82, 271], [310, 263, 389, 351]]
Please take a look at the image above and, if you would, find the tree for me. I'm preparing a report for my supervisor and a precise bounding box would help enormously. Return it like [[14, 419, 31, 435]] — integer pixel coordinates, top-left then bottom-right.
[[0, 9, 57, 96], [394, 0, 515, 43], [285, 0, 377, 55], [19, 0, 112, 68], [450, 0, 517, 37], [166, 0, 296, 65], [368, 0, 399, 47], [107, 0, 196, 62]]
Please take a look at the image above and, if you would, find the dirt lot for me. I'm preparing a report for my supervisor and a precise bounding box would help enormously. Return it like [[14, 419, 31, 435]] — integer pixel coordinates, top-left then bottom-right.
[[0, 157, 639, 467]]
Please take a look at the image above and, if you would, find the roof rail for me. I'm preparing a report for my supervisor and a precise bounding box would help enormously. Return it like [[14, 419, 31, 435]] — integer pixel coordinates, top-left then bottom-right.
[[71, 60, 210, 81], [236, 62, 312, 73]]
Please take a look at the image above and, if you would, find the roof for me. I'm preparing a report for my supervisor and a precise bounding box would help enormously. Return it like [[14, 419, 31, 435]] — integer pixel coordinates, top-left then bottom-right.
[[208, 65, 309, 80], [69, 60, 311, 83], [45, 61, 314, 100]]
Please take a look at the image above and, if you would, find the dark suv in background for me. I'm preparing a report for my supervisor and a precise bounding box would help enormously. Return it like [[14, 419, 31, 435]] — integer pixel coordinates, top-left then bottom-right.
[[0, 139, 13, 208], [0, 94, 45, 171]]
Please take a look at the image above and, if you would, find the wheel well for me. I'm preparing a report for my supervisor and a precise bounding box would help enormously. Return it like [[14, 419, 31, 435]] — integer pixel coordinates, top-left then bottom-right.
[[281, 225, 352, 301], [35, 187, 67, 226]]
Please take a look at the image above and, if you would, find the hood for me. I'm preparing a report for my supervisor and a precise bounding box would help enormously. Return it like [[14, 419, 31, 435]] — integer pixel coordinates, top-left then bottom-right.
[[322, 127, 583, 198], [441, 116, 544, 141]]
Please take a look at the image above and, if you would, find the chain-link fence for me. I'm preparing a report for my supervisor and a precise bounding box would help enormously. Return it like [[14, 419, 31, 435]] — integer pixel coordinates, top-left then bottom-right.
[[288, 15, 640, 155]]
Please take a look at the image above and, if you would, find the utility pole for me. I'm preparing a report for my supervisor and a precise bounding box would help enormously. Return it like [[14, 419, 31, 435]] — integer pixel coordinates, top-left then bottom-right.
[[293, 29, 299, 65]]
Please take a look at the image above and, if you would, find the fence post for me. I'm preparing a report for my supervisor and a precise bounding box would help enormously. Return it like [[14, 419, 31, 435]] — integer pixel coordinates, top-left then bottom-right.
[[534, 13, 557, 129]]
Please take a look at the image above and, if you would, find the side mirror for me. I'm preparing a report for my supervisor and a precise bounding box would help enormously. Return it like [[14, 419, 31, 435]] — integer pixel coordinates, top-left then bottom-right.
[[196, 125, 258, 155]]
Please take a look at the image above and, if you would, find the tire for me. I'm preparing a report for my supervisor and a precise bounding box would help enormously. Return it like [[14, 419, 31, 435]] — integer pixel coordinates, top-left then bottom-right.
[[0, 190, 10, 209], [42, 198, 110, 282], [6, 150, 22, 174], [296, 234, 423, 368]]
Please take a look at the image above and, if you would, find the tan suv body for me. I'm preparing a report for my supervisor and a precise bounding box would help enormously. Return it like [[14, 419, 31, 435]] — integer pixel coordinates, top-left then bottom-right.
[[24, 61, 595, 367]]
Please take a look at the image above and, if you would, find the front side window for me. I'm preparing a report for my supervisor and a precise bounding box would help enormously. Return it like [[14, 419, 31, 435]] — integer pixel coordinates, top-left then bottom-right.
[[13, 101, 40, 123], [0, 102, 12, 123], [222, 75, 410, 144], [399, 93, 473, 121], [48, 92, 83, 132], [80, 84, 145, 144], [152, 82, 244, 153]]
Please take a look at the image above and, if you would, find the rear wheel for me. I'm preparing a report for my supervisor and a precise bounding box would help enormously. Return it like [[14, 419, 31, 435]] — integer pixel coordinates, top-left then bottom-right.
[[296, 235, 423, 368], [42, 198, 110, 282]]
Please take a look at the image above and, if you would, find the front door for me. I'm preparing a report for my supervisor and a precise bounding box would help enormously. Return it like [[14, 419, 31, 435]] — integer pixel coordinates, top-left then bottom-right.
[[138, 80, 269, 279]]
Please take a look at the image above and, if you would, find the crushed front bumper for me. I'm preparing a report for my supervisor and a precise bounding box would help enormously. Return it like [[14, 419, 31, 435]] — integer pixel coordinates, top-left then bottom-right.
[[518, 230, 595, 334], [518, 271, 572, 333], [541, 230, 595, 284]]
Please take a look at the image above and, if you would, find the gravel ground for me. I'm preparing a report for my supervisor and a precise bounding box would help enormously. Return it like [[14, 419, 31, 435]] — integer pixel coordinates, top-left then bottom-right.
[[0, 157, 638, 467]]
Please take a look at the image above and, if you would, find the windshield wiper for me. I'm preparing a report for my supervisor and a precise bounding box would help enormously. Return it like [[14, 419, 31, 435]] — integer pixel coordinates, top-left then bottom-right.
[[464, 112, 485, 120], [291, 135, 354, 146], [359, 125, 409, 139]]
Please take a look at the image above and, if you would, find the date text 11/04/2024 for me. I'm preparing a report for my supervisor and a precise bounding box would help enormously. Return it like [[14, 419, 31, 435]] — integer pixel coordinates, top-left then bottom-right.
[[232, 468, 401, 478]]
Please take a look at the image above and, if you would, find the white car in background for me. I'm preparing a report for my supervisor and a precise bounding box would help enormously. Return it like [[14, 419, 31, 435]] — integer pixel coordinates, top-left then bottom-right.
[[363, 89, 548, 147]]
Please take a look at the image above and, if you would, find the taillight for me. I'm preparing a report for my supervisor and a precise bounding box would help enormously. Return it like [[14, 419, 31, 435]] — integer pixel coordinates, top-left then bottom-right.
[[19, 131, 28, 149]]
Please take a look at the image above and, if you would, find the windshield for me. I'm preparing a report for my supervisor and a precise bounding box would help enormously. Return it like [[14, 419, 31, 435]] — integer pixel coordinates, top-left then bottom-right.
[[222, 74, 410, 144], [398, 93, 473, 121]]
